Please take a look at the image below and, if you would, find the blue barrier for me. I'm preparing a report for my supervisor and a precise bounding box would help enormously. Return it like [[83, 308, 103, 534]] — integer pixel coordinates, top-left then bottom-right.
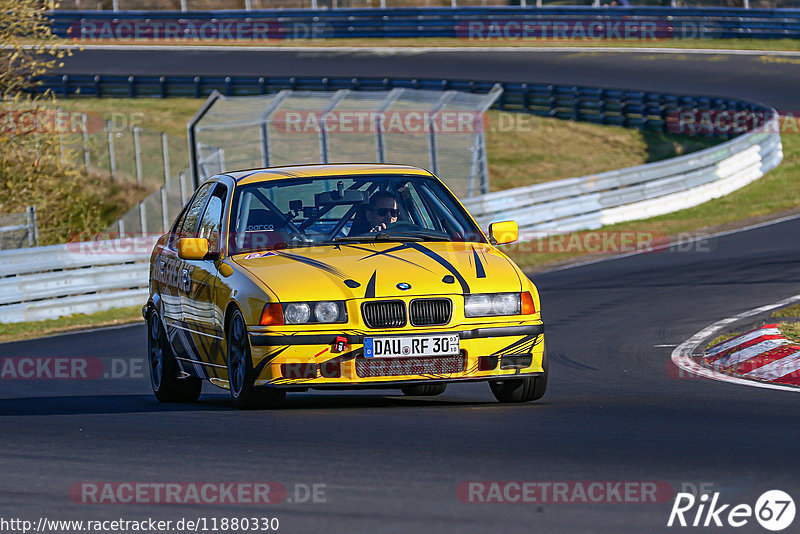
[[51, 7, 800, 40], [36, 73, 773, 140]]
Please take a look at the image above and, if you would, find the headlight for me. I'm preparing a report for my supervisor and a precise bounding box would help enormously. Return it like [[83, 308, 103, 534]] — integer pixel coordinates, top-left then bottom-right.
[[280, 301, 348, 324], [314, 301, 340, 323], [465, 293, 522, 317], [284, 302, 311, 324]]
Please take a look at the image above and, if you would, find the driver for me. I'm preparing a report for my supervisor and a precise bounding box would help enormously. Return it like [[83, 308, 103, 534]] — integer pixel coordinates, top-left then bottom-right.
[[365, 191, 398, 233]]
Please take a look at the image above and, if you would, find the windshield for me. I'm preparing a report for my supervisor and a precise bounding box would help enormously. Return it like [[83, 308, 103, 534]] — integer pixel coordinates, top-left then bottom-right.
[[228, 174, 485, 255]]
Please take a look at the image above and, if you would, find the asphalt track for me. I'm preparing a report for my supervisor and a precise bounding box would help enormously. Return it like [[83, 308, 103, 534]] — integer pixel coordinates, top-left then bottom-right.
[[2, 47, 799, 533], [55, 46, 800, 111]]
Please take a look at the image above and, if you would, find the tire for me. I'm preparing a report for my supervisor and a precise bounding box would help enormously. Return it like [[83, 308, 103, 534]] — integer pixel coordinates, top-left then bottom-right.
[[489, 342, 548, 403], [226, 308, 286, 410], [147, 309, 202, 403], [400, 383, 447, 397]]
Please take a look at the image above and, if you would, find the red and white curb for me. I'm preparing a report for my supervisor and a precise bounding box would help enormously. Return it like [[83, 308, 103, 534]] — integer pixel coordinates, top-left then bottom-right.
[[704, 324, 800, 385], [671, 293, 800, 392]]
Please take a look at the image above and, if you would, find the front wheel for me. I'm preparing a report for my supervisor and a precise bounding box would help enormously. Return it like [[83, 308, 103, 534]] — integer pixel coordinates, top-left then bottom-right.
[[400, 383, 447, 397], [147, 310, 202, 403], [226, 308, 285, 410], [489, 342, 548, 403]]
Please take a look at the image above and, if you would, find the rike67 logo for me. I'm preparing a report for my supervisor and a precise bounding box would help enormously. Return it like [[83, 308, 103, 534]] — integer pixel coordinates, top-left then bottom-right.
[[668, 490, 795, 531]]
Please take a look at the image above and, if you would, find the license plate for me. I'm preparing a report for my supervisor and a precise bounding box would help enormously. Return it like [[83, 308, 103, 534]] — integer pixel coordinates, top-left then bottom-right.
[[364, 334, 460, 358]]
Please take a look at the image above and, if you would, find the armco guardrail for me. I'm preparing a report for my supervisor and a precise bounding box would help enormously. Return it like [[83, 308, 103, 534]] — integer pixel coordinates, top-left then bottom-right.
[[0, 239, 154, 323], [51, 7, 800, 40], [464, 124, 782, 232]]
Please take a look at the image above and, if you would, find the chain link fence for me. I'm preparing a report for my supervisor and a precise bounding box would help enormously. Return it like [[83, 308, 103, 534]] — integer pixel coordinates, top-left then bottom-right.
[[190, 87, 502, 199]]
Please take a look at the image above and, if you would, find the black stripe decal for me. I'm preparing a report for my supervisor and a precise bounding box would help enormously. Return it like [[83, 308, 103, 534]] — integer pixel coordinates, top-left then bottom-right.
[[277, 251, 348, 279], [472, 246, 486, 279], [253, 346, 289, 380], [405, 242, 471, 294], [347, 244, 434, 272], [364, 270, 377, 299]]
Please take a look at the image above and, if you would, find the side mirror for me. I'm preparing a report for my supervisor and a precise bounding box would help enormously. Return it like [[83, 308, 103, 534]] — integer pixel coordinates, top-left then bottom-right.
[[177, 238, 210, 260], [489, 221, 518, 245]]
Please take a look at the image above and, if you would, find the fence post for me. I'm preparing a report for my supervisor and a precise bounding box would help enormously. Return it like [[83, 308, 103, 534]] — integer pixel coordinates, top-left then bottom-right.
[[245, 0, 252, 9], [160, 187, 169, 234], [374, 88, 403, 163], [106, 120, 116, 182], [317, 90, 349, 164], [161, 132, 171, 190], [133, 127, 143, 185], [139, 202, 148, 235], [81, 113, 90, 171], [112, 0, 119, 10], [258, 90, 290, 168], [179, 171, 189, 203], [311, 0, 318, 9], [180, 0, 187, 11], [26, 206, 38, 247], [427, 91, 456, 176], [118, 219, 125, 237]]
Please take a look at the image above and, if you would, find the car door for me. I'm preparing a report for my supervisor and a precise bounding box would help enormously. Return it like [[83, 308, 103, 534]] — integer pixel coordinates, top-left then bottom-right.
[[181, 183, 229, 376], [162, 181, 215, 375]]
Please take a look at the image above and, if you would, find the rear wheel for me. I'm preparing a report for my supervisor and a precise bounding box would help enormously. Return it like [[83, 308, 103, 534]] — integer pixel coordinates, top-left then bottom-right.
[[147, 310, 202, 403], [227, 308, 285, 410], [400, 383, 447, 397], [489, 342, 548, 403]]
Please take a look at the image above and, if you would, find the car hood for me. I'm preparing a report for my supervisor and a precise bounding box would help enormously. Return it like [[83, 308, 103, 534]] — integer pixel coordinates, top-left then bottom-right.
[[232, 241, 524, 301]]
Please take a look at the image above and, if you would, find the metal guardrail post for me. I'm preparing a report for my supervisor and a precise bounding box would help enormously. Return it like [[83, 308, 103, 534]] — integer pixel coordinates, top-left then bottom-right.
[[106, 120, 116, 182], [81, 113, 90, 171], [26, 207, 38, 247], [133, 127, 143, 185], [161, 132, 171, 190], [180, 0, 187, 11], [112, 0, 119, 11]]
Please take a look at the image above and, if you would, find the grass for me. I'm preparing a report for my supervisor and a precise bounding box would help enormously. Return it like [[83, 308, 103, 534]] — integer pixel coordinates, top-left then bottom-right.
[[484, 111, 716, 190], [771, 303, 800, 318], [41, 37, 800, 51], [0, 306, 144, 344], [780, 322, 800, 344], [705, 332, 741, 351]]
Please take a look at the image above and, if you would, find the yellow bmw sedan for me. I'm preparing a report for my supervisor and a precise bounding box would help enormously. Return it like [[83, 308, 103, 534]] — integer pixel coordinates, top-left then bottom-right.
[[144, 164, 546, 409]]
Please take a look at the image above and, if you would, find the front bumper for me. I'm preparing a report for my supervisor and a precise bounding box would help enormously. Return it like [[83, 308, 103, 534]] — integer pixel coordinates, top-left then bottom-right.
[[247, 323, 545, 389]]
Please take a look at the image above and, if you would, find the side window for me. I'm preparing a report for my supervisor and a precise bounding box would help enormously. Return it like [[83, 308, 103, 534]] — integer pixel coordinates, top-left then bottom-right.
[[197, 185, 227, 252], [178, 183, 214, 241]]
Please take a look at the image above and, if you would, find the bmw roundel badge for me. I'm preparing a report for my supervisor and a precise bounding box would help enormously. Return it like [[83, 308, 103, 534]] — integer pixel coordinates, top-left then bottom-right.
[[396, 282, 411, 291]]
